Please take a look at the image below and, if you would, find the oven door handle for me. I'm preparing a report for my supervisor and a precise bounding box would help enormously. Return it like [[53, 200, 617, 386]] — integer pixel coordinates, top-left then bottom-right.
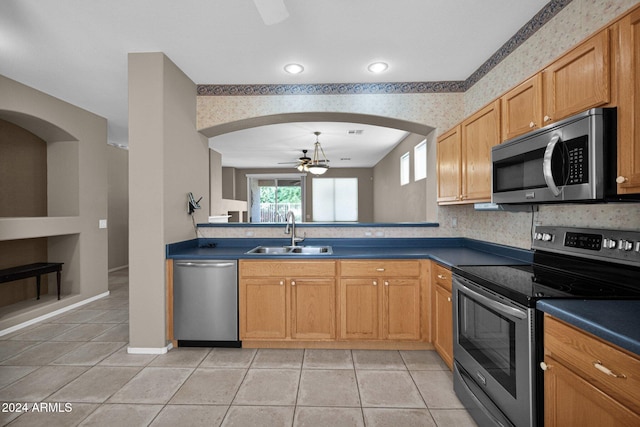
[[458, 282, 527, 320]]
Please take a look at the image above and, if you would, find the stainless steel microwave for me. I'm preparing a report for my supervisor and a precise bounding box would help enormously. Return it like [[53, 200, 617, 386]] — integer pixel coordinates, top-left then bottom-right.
[[492, 108, 619, 204]]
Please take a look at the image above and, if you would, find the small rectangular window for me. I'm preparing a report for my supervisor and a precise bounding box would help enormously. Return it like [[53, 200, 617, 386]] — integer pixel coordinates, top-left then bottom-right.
[[414, 139, 427, 181], [400, 152, 410, 186]]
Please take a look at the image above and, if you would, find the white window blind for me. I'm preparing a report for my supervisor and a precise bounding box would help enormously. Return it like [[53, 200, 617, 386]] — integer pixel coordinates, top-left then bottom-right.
[[312, 178, 358, 221]]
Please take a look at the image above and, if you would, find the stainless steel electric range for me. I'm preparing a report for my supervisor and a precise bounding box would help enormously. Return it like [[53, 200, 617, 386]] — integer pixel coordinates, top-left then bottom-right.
[[451, 226, 640, 427]]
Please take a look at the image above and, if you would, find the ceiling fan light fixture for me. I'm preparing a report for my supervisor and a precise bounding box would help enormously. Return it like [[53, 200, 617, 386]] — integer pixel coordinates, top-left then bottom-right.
[[307, 164, 329, 175], [367, 61, 388, 73], [284, 63, 304, 74]]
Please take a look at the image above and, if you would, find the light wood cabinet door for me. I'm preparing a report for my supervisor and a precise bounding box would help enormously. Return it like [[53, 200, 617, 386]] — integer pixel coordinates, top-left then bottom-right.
[[383, 278, 421, 340], [543, 314, 640, 426], [431, 263, 453, 369], [339, 278, 380, 340], [291, 277, 336, 340], [542, 29, 611, 124], [461, 99, 501, 203], [501, 74, 543, 140], [544, 357, 640, 427], [616, 8, 640, 194], [433, 284, 453, 370], [240, 277, 287, 339], [436, 125, 462, 203]]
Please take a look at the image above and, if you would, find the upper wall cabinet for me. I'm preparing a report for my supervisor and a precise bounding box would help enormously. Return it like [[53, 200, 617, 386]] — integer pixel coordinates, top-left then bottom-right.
[[501, 29, 612, 142], [460, 100, 501, 203], [436, 126, 462, 204], [616, 7, 640, 194], [542, 29, 611, 125], [501, 74, 544, 141], [437, 100, 500, 205]]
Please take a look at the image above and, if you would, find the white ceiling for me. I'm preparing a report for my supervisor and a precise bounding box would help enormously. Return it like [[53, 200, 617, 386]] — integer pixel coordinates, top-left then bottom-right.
[[210, 122, 410, 169], [0, 0, 550, 168]]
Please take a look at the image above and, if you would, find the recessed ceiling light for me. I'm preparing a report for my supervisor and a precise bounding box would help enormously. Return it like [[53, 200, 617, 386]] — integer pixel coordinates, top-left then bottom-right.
[[284, 63, 304, 74], [367, 62, 388, 73]]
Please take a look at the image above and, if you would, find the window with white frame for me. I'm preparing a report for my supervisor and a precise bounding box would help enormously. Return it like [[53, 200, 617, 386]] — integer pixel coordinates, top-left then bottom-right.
[[312, 177, 358, 221], [414, 139, 427, 181], [400, 152, 410, 186]]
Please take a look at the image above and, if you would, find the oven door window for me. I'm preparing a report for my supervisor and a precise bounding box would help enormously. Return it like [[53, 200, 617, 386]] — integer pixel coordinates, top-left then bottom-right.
[[458, 292, 517, 397]]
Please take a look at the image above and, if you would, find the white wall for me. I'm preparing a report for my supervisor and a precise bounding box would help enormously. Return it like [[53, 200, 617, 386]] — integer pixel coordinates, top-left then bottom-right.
[[0, 74, 108, 330], [128, 53, 209, 350], [107, 145, 129, 270]]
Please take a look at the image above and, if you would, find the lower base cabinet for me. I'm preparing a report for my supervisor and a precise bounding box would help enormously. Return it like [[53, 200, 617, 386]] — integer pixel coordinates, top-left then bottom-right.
[[239, 259, 427, 345], [339, 260, 424, 342], [431, 262, 453, 370], [239, 260, 336, 340], [338, 277, 421, 341], [543, 314, 640, 427]]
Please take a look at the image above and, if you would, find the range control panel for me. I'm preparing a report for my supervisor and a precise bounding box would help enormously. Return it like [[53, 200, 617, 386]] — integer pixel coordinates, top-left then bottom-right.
[[533, 226, 640, 267]]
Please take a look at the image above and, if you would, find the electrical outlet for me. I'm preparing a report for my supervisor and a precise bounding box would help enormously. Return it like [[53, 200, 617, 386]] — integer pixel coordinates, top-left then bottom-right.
[[99, 219, 107, 229], [451, 217, 458, 228]]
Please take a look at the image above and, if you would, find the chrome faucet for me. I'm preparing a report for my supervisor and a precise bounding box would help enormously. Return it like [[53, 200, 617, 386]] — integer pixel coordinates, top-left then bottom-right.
[[284, 211, 305, 246]]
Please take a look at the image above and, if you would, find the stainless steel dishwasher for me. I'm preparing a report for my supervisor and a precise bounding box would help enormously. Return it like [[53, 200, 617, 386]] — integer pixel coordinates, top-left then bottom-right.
[[173, 260, 240, 347]]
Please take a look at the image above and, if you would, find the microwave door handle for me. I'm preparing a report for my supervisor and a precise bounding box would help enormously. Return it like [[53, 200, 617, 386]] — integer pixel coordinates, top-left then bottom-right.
[[543, 135, 563, 196]]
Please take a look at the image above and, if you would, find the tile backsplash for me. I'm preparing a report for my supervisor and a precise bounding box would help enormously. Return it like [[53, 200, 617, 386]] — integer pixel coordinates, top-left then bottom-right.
[[199, 203, 640, 251]]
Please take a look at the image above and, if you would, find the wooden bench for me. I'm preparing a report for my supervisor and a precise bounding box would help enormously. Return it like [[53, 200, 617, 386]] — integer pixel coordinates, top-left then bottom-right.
[[0, 262, 63, 300]]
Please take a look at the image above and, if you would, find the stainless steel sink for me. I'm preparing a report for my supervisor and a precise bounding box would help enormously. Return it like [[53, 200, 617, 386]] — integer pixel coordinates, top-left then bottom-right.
[[245, 245, 333, 255], [247, 246, 292, 254], [290, 246, 332, 254]]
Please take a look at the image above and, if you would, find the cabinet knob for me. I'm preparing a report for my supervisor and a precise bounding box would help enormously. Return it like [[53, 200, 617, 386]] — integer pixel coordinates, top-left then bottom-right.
[[544, 115, 552, 122], [447, 296, 451, 302], [529, 121, 536, 128], [376, 268, 385, 272], [279, 280, 284, 286], [437, 274, 447, 280], [291, 280, 296, 286], [540, 361, 551, 371], [384, 281, 389, 286], [616, 176, 628, 184], [373, 280, 377, 286]]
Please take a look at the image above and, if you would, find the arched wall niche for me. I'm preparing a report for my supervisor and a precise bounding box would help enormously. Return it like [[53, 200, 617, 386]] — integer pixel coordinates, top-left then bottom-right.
[[0, 110, 77, 142], [0, 109, 80, 218]]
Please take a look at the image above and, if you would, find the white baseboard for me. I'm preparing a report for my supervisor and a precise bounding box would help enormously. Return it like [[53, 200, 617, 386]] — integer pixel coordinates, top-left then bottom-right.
[[0, 291, 111, 337], [127, 342, 173, 355], [108, 265, 129, 273]]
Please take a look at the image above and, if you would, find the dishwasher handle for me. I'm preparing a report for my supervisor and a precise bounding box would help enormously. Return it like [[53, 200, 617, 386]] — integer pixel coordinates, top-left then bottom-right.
[[174, 261, 236, 268]]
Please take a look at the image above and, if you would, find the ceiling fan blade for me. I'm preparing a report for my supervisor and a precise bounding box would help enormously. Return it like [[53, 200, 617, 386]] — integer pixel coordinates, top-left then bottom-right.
[[277, 161, 301, 164], [253, 0, 289, 25]]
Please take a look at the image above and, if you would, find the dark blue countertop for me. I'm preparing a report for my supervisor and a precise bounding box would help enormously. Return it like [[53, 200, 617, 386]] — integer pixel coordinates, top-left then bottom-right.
[[166, 237, 533, 268], [537, 300, 640, 357]]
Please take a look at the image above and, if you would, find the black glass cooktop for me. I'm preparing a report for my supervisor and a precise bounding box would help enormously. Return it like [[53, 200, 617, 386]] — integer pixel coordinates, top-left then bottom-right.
[[453, 252, 640, 307]]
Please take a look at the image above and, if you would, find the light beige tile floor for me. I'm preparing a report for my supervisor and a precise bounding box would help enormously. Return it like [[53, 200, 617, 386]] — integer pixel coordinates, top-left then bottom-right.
[[0, 269, 477, 427]]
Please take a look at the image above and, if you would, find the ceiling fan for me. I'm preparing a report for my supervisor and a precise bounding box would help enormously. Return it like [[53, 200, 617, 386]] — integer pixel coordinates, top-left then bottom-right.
[[278, 149, 312, 170], [253, 0, 289, 25]]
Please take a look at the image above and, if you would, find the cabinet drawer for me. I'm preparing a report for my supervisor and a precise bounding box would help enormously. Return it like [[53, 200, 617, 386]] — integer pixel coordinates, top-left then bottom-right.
[[340, 260, 421, 277], [240, 260, 336, 278], [432, 263, 452, 291], [544, 315, 640, 413]]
